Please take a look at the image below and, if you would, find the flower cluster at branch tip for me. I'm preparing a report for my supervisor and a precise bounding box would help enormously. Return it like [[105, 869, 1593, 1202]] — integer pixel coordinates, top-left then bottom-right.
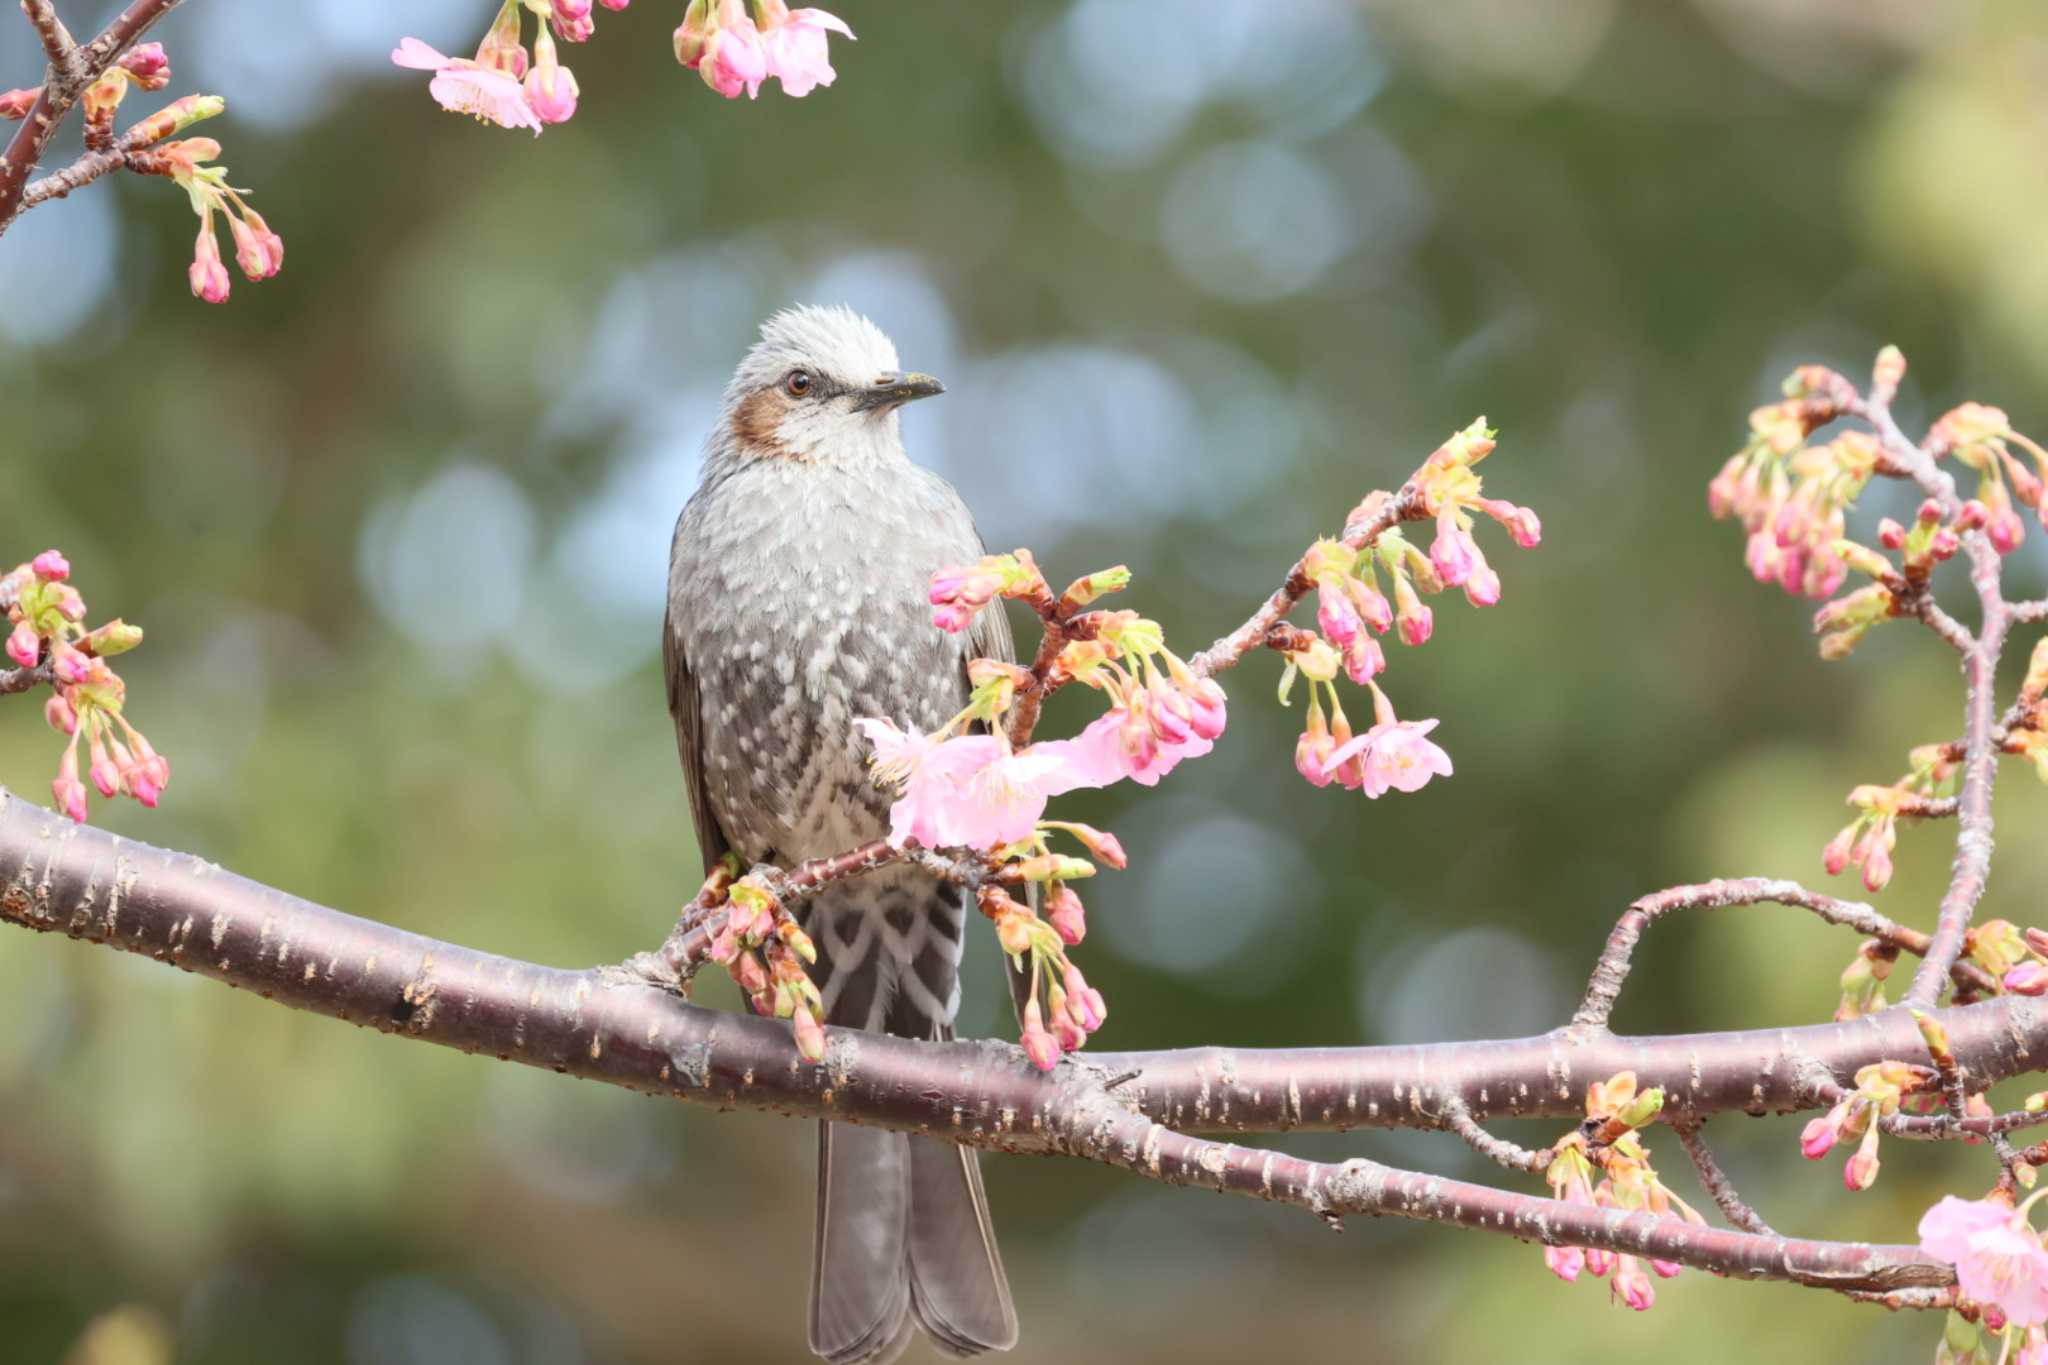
[[2, 552, 166, 823], [2, 43, 275, 306], [1280, 420, 1535, 794], [1713, 349, 2048, 633], [394, 0, 850, 129], [1539, 1073, 1701, 1310]]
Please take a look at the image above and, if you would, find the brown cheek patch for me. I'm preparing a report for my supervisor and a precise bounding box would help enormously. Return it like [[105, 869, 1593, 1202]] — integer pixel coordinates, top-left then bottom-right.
[[733, 388, 801, 459]]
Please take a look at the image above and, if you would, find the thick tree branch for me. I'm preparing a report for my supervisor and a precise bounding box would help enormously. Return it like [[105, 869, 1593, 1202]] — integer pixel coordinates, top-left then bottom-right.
[[0, 780, 1971, 1292]]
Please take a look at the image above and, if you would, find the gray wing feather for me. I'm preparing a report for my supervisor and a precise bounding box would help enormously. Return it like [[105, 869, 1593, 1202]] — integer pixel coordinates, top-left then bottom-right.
[[663, 602, 730, 876]]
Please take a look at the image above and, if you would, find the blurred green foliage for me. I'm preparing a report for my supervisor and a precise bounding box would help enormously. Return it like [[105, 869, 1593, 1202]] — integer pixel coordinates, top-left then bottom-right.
[[5, 1, 2048, 1360]]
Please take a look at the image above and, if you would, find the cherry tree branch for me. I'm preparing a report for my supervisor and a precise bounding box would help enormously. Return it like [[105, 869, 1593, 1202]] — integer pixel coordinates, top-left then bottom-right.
[[0, 0, 184, 235], [0, 784, 1979, 1293]]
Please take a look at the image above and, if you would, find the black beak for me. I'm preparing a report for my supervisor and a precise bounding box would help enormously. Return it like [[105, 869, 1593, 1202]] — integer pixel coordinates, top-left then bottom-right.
[[852, 371, 945, 412]]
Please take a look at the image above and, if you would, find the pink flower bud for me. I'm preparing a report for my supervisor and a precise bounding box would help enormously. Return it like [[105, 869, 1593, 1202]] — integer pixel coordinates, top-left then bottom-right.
[[226, 213, 282, 281], [1347, 577, 1393, 635], [1992, 507, 2028, 555], [1613, 1263, 1654, 1311], [30, 549, 70, 581], [1316, 583, 1361, 649], [553, 0, 593, 22], [1429, 515, 1477, 588], [44, 693, 76, 734], [1021, 1000, 1061, 1071], [1064, 822, 1126, 870], [1047, 885, 1086, 945], [1650, 1259, 1681, 1279], [1862, 841, 1893, 893], [600, 0, 630, 8], [1877, 518, 1906, 550], [1343, 635, 1385, 686], [1821, 825, 1855, 877], [1397, 602, 1432, 647], [1053, 1015, 1087, 1052], [995, 911, 1033, 957], [699, 3, 768, 98], [119, 42, 169, 86], [2025, 927, 2048, 958], [1062, 964, 1104, 1031], [1799, 1114, 1839, 1160], [52, 773, 88, 823], [791, 1007, 825, 1062], [189, 227, 230, 304], [1583, 1247, 1615, 1279], [5, 622, 38, 668], [1543, 1245, 1584, 1282], [1842, 1129, 1881, 1190], [524, 59, 580, 122], [2007, 963, 2048, 996], [1462, 563, 1501, 608]]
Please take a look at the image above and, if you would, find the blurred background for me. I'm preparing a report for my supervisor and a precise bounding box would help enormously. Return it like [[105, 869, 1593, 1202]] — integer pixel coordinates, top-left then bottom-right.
[[5, 0, 2048, 1359]]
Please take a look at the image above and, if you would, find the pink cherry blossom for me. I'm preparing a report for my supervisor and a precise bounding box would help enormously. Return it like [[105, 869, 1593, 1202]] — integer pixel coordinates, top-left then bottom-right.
[[1920, 1197, 2048, 1327], [392, 38, 543, 134], [860, 724, 1100, 851], [757, 4, 854, 97], [1322, 718, 1453, 798]]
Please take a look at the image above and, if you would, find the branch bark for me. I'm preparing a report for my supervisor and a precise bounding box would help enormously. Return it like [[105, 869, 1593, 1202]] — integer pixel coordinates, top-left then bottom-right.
[[4, 785, 2042, 1293]]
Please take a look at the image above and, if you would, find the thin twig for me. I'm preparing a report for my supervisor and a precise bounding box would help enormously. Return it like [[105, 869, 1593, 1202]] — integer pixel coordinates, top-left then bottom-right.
[[1439, 1096, 1552, 1173], [1573, 877, 1994, 1032], [0, 660, 51, 696], [1186, 482, 1426, 679], [1672, 1119, 1777, 1237], [1851, 389, 2011, 1012], [21, 0, 82, 80]]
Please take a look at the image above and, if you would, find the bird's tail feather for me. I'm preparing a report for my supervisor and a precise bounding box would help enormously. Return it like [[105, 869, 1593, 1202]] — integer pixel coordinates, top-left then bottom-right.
[[807, 882, 1015, 1364], [810, 1122, 916, 1365]]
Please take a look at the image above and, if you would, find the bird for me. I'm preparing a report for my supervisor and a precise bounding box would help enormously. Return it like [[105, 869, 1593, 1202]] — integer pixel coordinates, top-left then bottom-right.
[[664, 305, 1020, 1364]]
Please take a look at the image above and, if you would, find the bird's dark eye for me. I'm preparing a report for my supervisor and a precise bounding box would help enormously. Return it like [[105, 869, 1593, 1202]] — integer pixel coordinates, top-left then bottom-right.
[[785, 370, 813, 397]]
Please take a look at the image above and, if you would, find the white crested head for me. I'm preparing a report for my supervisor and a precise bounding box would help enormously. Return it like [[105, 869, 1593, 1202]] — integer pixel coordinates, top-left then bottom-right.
[[729, 305, 901, 399], [711, 305, 944, 470]]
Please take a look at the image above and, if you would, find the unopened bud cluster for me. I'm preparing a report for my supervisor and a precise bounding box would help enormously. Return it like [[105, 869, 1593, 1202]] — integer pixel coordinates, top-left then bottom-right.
[[1539, 1073, 1700, 1310], [697, 862, 827, 1061], [2, 551, 168, 823]]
